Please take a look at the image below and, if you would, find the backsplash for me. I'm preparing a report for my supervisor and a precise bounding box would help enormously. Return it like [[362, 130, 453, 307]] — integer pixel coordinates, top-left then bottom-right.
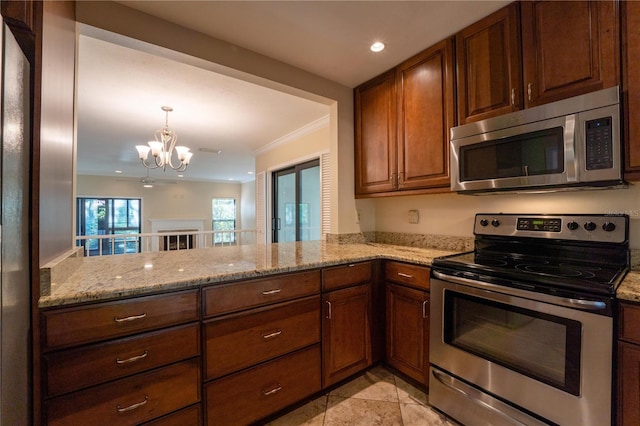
[[326, 232, 473, 252]]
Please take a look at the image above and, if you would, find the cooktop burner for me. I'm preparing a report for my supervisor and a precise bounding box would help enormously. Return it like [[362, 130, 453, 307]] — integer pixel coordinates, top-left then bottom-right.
[[431, 213, 630, 297]]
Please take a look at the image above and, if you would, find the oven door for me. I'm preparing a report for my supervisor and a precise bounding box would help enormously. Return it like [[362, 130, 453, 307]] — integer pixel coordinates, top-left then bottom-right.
[[429, 271, 613, 426]]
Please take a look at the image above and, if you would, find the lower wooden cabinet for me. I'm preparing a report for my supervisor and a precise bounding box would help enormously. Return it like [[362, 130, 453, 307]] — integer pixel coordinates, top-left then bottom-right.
[[45, 358, 200, 426], [386, 283, 429, 385], [618, 301, 640, 425], [322, 283, 372, 387], [204, 345, 321, 426]]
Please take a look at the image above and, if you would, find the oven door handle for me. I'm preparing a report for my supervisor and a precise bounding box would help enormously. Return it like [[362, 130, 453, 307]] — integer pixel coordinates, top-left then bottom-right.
[[432, 270, 609, 312], [431, 369, 531, 426]]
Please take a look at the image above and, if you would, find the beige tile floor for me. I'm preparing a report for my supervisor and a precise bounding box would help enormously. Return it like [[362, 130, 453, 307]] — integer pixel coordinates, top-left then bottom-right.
[[265, 366, 458, 426]]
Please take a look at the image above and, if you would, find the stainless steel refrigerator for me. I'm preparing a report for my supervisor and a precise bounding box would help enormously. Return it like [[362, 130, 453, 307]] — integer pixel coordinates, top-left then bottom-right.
[[0, 20, 32, 426]]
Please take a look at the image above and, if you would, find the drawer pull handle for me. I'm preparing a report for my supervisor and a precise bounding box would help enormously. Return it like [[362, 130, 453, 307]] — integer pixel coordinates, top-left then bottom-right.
[[116, 350, 148, 365], [262, 330, 282, 340], [262, 289, 281, 295], [397, 272, 414, 279], [348, 264, 356, 267], [116, 395, 148, 413], [326, 301, 332, 319], [422, 300, 429, 319], [114, 313, 147, 323], [262, 384, 282, 396]]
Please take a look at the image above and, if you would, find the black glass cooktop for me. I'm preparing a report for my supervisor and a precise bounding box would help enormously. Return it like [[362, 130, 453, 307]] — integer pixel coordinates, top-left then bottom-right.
[[432, 249, 628, 296]]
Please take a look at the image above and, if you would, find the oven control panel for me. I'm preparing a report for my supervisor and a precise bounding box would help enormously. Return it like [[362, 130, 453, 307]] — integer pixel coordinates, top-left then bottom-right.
[[474, 213, 628, 243]]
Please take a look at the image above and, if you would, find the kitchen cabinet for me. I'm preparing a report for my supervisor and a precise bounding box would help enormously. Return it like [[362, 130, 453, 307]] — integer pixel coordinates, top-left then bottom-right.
[[355, 37, 454, 196], [618, 301, 640, 425], [622, 0, 640, 180], [520, 0, 619, 108], [322, 262, 373, 387], [41, 289, 201, 425], [456, 1, 618, 124], [202, 270, 321, 425], [455, 2, 522, 124], [354, 70, 397, 194], [385, 261, 430, 386]]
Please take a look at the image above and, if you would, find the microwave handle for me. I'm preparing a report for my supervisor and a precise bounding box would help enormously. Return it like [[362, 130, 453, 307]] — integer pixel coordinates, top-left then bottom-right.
[[564, 114, 577, 182]]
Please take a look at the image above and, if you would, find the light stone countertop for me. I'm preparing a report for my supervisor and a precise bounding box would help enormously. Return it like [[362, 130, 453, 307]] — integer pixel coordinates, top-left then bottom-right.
[[39, 240, 640, 308], [39, 241, 454, 308]]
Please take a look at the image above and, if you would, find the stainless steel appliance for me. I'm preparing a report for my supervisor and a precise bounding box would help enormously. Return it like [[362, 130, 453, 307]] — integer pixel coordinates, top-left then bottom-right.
[[450, 87, 623, 193], [429, 213, 629, 426]]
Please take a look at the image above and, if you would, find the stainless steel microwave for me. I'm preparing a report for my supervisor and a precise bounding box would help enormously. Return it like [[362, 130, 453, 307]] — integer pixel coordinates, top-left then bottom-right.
[[450, 86, 623, 193]]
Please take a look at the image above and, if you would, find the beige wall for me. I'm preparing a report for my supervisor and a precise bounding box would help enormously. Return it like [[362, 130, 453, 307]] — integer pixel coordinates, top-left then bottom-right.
[[255, 126, 329, 173], [374, 184, 640, 248], [77, 176, 245, 234]]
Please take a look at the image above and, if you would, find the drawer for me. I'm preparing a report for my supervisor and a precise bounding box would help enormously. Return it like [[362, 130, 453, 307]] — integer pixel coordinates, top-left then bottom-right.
[[45, 358, 200, 426], [203, 270, 320, 317], [42, 289, 200, 350], [619, 302, 640, 344], [385, 261, 430, 290], [45, 323, 200, 397], [204, 296, 320, 379], [205, 345, 321, 426], [141, 404, 201, 426], [323, 261, 372, 291]]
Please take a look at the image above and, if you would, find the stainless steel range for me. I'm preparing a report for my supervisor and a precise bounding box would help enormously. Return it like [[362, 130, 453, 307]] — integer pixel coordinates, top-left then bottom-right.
[[429, 213, 629, 426]]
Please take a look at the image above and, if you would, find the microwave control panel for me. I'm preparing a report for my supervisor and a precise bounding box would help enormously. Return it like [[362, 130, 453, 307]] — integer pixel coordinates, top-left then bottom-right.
[[585, 117, 613, 170]]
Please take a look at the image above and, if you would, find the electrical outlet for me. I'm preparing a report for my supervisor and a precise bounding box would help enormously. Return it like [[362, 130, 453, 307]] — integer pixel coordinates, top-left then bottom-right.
[[408, 209, 419, 224]]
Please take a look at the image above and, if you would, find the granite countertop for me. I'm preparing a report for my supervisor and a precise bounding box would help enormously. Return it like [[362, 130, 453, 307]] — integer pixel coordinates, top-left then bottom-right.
[[39, 240, 640, 308], [39, 241, 454, 308]]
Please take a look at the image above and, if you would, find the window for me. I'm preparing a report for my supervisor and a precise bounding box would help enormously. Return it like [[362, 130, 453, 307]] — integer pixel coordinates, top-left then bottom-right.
[[76, 198, 141, 256], [212, 198, 237, 244]]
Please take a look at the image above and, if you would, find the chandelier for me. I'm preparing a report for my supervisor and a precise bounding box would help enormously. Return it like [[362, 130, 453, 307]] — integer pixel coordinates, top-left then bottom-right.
[[135, 106, 193, 172]]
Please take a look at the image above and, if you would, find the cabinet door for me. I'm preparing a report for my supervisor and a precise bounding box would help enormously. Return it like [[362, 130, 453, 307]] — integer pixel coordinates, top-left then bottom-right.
[[456, 2, 522, 124], [354, 70, 397, 195], [521, 0, 619, 108], [622, 0, 640, 179], [322, 284, 371, 387], [396, 37, 454, 190], [618, 341, 640, 426], [386, 284, 429, 385]]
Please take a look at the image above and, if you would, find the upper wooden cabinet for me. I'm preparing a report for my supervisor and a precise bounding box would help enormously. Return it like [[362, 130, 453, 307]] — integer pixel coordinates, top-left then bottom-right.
[[456, 2, 523, 124], [354, 70, 397, 194], [396, 38, 455, 191], [355, 38, 454, 196], [456, 1, 619, 124], [521, 0, 619, 108], [622, 0, 640, 180]]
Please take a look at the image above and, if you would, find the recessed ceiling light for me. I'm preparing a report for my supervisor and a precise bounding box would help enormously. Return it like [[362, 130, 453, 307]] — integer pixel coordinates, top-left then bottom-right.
[[370, 41, 385, 53], [143, 184, 153, 188], [177, 174, 184, 178], [248, 171, 254, 175], [115, 170, 122, 174]]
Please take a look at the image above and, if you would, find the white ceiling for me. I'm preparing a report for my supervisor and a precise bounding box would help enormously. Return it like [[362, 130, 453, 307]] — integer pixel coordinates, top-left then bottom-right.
[[77, 0, 509, 185]]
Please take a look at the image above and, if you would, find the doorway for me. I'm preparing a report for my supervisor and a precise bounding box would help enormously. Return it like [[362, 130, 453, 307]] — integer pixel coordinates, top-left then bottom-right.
[[272, 159, 320, 242]]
